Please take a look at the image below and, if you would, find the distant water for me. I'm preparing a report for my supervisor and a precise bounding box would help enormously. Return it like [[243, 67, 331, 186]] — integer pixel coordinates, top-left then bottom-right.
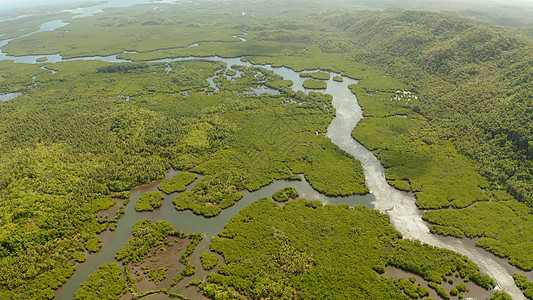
[[0, 6, 529, 298], [0, 0, 175, 15], [0, 92, 21, 101], [70, 0, 178, 19]]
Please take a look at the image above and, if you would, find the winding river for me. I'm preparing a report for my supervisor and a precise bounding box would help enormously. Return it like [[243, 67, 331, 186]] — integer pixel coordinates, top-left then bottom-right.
[[0, 6, 530, 300]]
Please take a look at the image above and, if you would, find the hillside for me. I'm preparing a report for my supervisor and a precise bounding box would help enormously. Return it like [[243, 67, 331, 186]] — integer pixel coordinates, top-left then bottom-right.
[[0, 1, 532, 299], [321, 9, 533, 205]]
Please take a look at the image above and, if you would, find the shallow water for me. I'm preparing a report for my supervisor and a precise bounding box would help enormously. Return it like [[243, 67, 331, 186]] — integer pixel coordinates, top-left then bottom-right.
[[385, 266, 494, 300], [320, 71, 528, 299], [0, 92, 21, 102], [56, 168, 374, 299], [232, 34, 247, 42], [0, 16, 528, 297], [51, 57, 527, 299], [0, 19, 69, 63], [70, 0, 174, 19]]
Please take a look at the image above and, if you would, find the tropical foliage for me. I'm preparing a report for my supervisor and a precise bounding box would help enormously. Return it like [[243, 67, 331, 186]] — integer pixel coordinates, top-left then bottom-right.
[[200, 253, 219, 271], [302, 79, 327, 89], [350, 76, 533, 271], [115, 219, 185, 264], [74, 263, 126, 300], [135, 192, 165, 212], [1, 0, 532, 297], [272, 187, 299, 202], [158, 172, 198, 194], [207, 198, 492, 299], [0, 54, 368, 295], [514, 273, 533, 299], [323, 9, 533, 206]]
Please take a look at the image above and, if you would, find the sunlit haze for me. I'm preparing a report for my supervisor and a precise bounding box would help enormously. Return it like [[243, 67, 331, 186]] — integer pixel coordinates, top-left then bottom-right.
[[0, 0, 99, 10]]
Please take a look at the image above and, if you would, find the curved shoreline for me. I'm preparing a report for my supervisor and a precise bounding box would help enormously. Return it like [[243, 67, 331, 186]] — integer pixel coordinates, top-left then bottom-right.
[[0, 23, 528, 297]]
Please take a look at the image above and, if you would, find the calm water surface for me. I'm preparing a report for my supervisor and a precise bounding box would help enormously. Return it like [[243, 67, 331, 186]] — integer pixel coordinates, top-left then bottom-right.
[[0, 14, 528, 299], [0, 92, 21, 101]]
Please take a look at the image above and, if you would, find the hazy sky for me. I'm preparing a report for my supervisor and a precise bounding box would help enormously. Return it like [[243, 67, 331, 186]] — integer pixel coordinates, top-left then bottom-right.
[[1, 0, 533, 11], [0, 0, 100, 10]]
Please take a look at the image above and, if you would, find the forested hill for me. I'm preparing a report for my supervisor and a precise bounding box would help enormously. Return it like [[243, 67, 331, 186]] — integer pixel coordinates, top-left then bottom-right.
[[321, 9, 533, 205]]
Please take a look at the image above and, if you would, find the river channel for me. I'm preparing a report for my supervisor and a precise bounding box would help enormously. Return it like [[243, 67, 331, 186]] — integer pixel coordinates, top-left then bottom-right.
[[0, 5, 530, 300]]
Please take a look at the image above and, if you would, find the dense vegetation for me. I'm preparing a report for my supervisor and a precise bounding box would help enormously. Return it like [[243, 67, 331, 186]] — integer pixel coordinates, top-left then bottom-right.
[[226, 8, 533, 210], [350, 76, 533, 270], [200, 253, 219, 271], [321, 10, 533, 206], [161, 66, 368, 216], [135, 192, 165, 212], [514, 274, 533, 299], [302, 79, 327, 89], [144, 0, 533, 214], [423, 200, 533, 271], [352, 114, 490, 209], [74, 263, 126, 300], [272, 187, 299, 202], [1, 0, 532, 297], [0, 59, 216, 299], [332, 8, 533, 281], [0, 55, 367, 295], [158, 172, 198, 194], [207, 198, 493, 299], [91, 196, 115, 213], [115, 219, 185, 264]]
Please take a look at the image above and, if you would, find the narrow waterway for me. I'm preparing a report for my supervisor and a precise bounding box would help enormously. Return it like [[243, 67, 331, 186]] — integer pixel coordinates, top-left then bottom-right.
[[49, 56, 526, 299], [0, 12, 529, 299], [0, 92, 21, 102], [55, 167, 374, 299], [321, 73, 528, 300]]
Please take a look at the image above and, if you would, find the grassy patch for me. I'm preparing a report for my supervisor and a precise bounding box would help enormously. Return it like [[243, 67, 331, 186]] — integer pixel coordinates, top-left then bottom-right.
[[158, 172, 198, 194], [91, 196, 115, 213], [352, 116, 489, 209], [348, 85, 424, 119], [302, 78, 327, 89], [300, 71, 330, 80], [135, 192, 165, 212], [272, 187, 299, 202]]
